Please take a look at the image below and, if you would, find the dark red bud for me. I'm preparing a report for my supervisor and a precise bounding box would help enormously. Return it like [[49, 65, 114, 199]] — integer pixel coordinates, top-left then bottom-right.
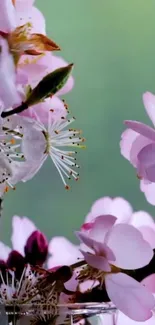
[[7, 250, 25, 280], [24, 230, 48, 266]]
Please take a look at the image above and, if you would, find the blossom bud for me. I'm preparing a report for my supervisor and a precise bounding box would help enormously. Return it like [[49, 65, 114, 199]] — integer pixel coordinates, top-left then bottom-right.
[[48, 265, 73, 284], [24, 230, 48, 266], [25, 63, 74, 107], [7, 250, 25, 280]]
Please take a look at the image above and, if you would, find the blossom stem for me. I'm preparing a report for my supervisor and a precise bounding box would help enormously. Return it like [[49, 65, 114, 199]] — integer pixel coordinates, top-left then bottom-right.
[[1, 102, 28, 118], [70, 260, 86, 270]]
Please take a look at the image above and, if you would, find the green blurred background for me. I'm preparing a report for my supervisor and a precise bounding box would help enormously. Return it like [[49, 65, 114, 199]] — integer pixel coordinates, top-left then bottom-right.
[[1, 0, 155, 245]]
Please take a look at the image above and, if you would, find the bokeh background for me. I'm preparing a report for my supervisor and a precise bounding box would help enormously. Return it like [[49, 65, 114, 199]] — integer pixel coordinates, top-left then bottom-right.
[[1, 0, 155, 245]]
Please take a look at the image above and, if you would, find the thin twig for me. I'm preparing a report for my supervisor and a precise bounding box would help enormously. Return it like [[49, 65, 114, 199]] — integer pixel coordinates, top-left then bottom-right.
[[1, 102, 28, 118]]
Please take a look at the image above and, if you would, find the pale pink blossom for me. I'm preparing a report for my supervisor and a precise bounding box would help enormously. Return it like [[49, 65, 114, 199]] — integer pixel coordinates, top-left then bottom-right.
[[84, 196, 155, 249], [120, 92, 155, 205], [20, 109, 85, 189], [76, 215, 155, 321], [85, 196, 133, 223]]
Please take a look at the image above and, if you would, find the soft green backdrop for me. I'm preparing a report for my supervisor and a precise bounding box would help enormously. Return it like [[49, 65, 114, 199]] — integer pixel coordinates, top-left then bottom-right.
[[1, 0, 155, 245]]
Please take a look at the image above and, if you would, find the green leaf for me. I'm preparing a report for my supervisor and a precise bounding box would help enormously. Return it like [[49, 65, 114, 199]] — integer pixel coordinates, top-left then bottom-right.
[[26, 63, 74, 107]]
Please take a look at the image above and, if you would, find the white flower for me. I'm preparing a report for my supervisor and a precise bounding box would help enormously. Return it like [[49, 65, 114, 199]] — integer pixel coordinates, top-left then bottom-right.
[[0, 264, 39, 304], [0, 115, 39, 196], [21, 109, 85, 189]]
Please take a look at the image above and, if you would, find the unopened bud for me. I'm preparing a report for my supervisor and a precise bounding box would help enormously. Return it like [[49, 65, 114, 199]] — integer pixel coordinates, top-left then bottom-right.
[[7, 250, 25, 280], [24, 230, 48, 266], [26, 63, 74, 107]]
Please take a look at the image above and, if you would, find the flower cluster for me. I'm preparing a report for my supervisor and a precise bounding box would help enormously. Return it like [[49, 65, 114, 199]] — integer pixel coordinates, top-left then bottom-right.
[[1, 1, 155, 325], [0, 0, 85, 196], [1, 199, 155, 324]]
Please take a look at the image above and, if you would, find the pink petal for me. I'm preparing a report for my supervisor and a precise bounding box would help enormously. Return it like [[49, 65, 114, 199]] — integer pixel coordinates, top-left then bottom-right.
[[0, 0, 16, 32], [16, 6, 46, 34], [124, 121, 155, 142], [89, 215, 117, 242], [142, 275, 155, 293], [75, 231, 96, 250], [29, 53, 74, 94], [48, 237, 82, 268], [79, 279, 99, 293], [130, 134, 152, 167], [120, 128, 139, 161], [137, 143, 155, 182], [16, 70, 28, 85], [117, 310, 155, 325], [0, 242, 11, 261], [140, 180, 155, 206], [0, 37, 22, 109], [11, 216, 36, 255], [131, 211, 155, 228], [85, 197, 133, 224], [20, 97, 67, 125], [138, 226, 155, 248], [143, 92, 155, 126], [17, 62, 47, 86], [80, 250, 111, 272], [93, 241, 115, 261], [64, 272, 79, 292], [105, 273, 155, 321], [76, 231, 115, 262], [15, 0, 35, 11], [81, 222, 93, 231], [106, 224, 153, 269], [22, 125, 46, 161]]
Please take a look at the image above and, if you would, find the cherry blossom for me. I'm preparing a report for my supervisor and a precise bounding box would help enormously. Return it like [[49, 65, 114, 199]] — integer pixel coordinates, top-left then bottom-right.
[[76, 215, 155, 321], [20, 108, 85, 189], [120, 92, 155, 205], [84, 196, 155, 248]]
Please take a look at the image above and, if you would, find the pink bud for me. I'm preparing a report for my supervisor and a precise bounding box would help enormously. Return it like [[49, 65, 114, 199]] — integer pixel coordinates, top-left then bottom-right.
[[24, 230, 48, 266]]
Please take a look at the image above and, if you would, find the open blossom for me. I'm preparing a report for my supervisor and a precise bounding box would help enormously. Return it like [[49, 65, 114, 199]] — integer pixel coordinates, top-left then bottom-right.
[[84, 196, 155, 249], [21, 107, 85, 189], [0, 0, 45, 34], [76, 215, 154, 321], [120, 91, 155, 205]]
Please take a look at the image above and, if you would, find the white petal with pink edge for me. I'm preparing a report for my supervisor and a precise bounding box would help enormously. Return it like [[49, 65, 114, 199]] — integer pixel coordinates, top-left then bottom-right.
[[48, 236, 82, 268], [11, 216, 36, 255], [0, 242, 11, 261]]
